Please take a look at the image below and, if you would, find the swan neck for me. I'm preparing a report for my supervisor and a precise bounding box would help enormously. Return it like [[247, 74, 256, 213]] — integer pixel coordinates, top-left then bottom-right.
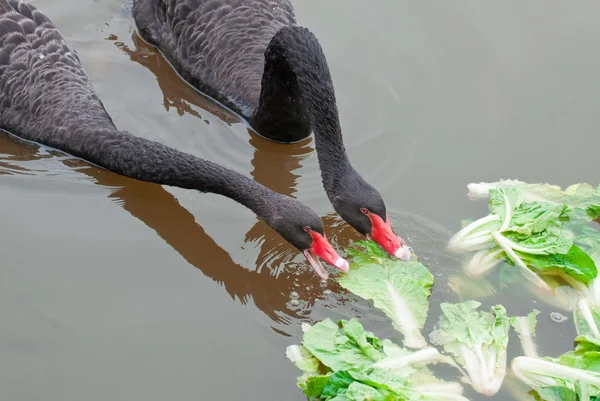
[[54, 123, 279, 223], [262, 26, 353, 192]]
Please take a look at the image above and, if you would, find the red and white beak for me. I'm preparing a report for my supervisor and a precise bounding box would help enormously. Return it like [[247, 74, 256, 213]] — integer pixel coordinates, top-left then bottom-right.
[[302, 231, 349, 279], [367, 213, 413, 260]]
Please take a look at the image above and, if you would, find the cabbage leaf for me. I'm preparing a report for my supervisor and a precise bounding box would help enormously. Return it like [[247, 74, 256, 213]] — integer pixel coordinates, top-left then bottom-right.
[[337, 241, 434, 349]]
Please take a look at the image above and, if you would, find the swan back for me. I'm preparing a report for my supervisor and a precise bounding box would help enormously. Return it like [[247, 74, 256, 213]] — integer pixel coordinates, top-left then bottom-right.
[[0, 0, 114, 148], [132, 0, 296, 116]]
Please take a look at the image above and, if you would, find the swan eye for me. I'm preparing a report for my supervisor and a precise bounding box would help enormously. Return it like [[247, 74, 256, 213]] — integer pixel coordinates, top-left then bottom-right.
[[303, 226, 311, 233], [360, 208, 369, 215]]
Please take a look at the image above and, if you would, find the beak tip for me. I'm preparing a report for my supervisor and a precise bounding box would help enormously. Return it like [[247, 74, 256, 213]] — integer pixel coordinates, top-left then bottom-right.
[[334, 257, 350, 272], [394, 245, 413, 261]]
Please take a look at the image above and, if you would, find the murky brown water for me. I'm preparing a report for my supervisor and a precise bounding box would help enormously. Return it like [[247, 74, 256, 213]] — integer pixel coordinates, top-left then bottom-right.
[[1, 1, 600, 400]]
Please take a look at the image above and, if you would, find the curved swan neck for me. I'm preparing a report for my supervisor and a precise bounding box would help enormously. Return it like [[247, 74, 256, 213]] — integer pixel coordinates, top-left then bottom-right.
[[261, 26, 353, 192], [46, 120, 280, 223]]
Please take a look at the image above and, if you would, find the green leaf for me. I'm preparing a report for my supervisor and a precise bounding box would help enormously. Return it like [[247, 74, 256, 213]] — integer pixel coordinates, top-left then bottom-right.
[[301, 319, 385, 372], [346, 240, 390, 262], [338, 241, 434, 348], [502, 227, 574, 256], [552, 350, 600, 377], [574, 225, 600, 266], [510, 202, 569, 235], [516, 245, 598, 285], [300, 375, 332, 398], [321, 371, 355, 398], [467, 180, 600, 222], [286, 345, 320, 375], [344, 382, 395, 401], [535, 386, 580, 401], [489, 187, 525, 224]]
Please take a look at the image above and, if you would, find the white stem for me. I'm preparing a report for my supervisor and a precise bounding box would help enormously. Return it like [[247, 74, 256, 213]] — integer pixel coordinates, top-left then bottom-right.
[[590, 278, 600, 304], [449, 214, 501, 245], [514, 317, 539, 358], [498, 235, 556, 255], [375, 347, 441, 369], [562, 274, 590, 293], [385, 281, 426, 349], [512, 357, 600, 389], [499, 190, 513, 232], [483, 248, 505, 263], [492, 232, 554, 295], [576, 298, 600, 338], [464, 248, 504, 278], [578, 380, 591, 401], [447, 235, 495, 253]]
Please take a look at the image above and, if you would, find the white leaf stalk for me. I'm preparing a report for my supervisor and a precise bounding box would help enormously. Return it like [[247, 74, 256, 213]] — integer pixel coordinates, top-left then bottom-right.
[[589, 278, 600, 305], [575, 297, 600, 339], [464, 248, 504, 278], [512, 316, 538, 358], [457, 342, 506, 396], [375, 347, 443, 369], [512, 356, 600, 389], [448, 214, 500, 253], [492, 232, 554, 295], [386, 282, 427, 349], [498, 189, 514, 232]]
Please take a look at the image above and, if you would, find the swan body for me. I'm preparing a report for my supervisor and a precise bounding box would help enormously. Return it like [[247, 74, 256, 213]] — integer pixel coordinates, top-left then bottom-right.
[[0, 0, 348, 278], [132, 0, 413, 259]]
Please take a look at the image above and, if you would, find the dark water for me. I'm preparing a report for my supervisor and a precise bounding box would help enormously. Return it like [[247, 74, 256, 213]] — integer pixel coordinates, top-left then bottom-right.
[[1, 1, 599, 400]]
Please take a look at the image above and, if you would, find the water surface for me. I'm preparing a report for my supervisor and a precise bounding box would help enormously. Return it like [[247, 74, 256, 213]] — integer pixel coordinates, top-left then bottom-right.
[[1, 1, 600, 400]]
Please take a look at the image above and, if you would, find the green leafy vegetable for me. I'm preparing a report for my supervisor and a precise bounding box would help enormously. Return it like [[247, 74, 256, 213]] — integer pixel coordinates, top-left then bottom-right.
[[301, 318, 384, 371], [449, 185, 599, 296], [467, 180, 600, 221], [512, 318, 600, 400], [337, 241, 434, 349], [286, 318, 468, 401], [512, 352, 600, 400], [429, 301, 512, 396]]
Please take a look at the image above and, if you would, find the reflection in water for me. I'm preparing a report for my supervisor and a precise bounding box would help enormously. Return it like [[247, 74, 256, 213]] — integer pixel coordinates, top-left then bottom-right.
[[109, 33, 240, 126], [1, 127, 360, 331], [105, 32, 365, 298]]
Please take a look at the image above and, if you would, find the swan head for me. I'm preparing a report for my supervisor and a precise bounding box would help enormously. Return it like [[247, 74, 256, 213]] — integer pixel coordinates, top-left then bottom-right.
[[269, 200, 349, 279], [332, 176, 412, 260]]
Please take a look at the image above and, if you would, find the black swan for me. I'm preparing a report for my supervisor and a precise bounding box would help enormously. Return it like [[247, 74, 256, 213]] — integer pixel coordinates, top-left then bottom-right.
[[0, 0, 349, 279], [131, 0, 413, 260]]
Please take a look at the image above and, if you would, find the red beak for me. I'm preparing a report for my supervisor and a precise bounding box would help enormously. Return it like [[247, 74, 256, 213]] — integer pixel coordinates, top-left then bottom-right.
[[367, 213, 413, 260], [302, 231, 349, 279]]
